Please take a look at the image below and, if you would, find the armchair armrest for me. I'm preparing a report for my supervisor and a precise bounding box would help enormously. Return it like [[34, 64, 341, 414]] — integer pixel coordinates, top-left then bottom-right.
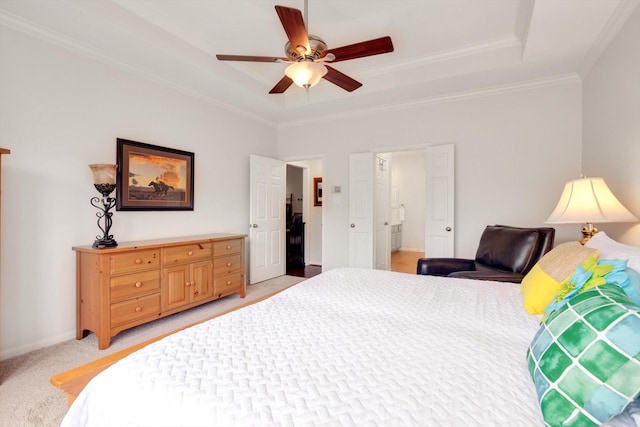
[[416, 258, 476, 276]]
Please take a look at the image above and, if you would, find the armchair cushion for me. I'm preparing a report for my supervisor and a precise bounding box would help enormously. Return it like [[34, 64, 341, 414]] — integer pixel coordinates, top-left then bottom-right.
[[449, 266, 527, 283], [416, 258, 475, 276]]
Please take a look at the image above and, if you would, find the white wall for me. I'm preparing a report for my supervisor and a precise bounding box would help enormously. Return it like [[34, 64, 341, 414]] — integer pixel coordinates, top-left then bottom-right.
[[390, 150, 425, 252], [0, 26, 278, 359], [279, 80, 583, 270], [582, 6, 640, 245]]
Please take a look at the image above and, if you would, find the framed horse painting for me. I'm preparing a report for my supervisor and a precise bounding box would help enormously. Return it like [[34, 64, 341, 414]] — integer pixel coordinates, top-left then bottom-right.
[[116, 138, 194, 211]]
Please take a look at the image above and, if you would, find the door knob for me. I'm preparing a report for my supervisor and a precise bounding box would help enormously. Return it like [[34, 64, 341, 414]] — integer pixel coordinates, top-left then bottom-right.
[[384, 222, 389, 226], [350, 223, 355, 228], [251, 224, 258, 228], [446, 227, 452, 232]]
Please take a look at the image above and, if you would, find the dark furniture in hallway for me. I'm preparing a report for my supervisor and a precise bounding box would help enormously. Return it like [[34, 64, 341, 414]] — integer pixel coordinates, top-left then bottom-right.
[[287, 213, 305, 269]]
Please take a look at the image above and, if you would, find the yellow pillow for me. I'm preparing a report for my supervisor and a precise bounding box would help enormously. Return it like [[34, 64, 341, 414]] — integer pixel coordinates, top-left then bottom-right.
[[521, 242, 598, 314]]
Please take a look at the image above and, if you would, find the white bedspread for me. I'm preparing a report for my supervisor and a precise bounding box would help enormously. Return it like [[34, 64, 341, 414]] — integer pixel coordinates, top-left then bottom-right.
[[62, 268, 544, 426]]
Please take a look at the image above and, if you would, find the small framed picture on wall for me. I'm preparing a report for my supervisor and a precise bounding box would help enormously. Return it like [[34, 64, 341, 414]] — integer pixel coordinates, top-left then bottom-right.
[[314, 177, 322, 206]]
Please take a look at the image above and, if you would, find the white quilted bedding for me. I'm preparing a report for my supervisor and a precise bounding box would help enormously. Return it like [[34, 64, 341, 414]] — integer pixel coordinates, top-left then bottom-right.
[[62, 268, 544, 426]]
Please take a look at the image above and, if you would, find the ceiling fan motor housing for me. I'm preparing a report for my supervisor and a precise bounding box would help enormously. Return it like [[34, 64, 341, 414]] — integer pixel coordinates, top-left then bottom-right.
[[285, 35, 327, 61]]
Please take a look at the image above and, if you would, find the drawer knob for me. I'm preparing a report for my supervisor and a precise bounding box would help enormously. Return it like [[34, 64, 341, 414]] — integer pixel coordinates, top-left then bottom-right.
[[135, 281, 142, 288], [135, 306, 142, 313], [188, 250, 194, 256], [226, 262, 232, 267], [226, 280, 232, 286], [226, 245, 232, 250], [135, 258, 142, 264]]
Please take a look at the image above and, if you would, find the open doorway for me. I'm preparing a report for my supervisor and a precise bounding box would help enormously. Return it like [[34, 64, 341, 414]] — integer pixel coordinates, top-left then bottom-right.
[[379, 149, 426, 274], [285, 160, 323, 278]]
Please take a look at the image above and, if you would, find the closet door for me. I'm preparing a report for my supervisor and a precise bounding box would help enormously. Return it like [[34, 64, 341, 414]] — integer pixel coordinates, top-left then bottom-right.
[[249, 155, 286, 284], [349, 152, 374, 268], [425, 144, 455, 257]]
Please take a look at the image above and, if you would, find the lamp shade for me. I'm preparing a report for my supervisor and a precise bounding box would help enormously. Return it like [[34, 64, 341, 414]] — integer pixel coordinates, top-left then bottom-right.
[[285, 61, 328, 89], [546, 177, 638, 224], [89, 164, 116, 185]]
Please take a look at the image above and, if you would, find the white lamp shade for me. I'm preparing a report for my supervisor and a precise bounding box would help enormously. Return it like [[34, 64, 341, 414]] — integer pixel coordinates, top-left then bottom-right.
[[285, 62, 327, 88], [546, 177, 638, 224]]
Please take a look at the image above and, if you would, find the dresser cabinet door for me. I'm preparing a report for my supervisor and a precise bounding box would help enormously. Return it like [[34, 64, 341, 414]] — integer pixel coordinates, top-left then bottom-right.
[[190, 261, 213, 303], [162, 265, 190, 311]]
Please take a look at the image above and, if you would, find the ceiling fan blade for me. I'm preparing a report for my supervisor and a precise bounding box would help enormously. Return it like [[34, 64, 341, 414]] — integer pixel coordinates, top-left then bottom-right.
[[216, 54, 287, 63], [325, 36, 394, 63], [322, 66, 362, 92], [275, 5, 310, 54], [269, 76, 294, 94]]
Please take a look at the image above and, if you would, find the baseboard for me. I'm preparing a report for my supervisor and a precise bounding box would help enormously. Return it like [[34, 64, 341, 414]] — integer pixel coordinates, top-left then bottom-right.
[[398, 247, 424, 253], [0, 330, 76, 361]]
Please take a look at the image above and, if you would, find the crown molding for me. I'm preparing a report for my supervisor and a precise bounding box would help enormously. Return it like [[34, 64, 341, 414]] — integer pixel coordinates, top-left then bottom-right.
[[364, 35, 520, 78], [279, 74, 581, 129], [0, 10, 276, 129], [577, 0, 640, 77], [514, 0, 535, 56]]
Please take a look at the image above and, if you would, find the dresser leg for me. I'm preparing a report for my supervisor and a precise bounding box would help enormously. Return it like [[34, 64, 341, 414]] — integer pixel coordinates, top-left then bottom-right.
[[98, 335, 111, 350]]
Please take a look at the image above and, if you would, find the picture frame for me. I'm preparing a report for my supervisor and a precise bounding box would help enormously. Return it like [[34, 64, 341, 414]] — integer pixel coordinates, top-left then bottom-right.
[[116, 138, 194, 211], [314, 177, 322, 206]]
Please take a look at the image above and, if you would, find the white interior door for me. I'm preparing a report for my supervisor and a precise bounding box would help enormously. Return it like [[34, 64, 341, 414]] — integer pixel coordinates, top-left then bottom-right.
[[425, 144, 455, 257], [374, 155, 390, 270], [249, 155, 286, 284], [349, 152, 374, 268]]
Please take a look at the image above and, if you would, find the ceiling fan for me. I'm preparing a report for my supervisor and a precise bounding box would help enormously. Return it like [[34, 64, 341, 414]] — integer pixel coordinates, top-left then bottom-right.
[[216, 3, 394, 94]]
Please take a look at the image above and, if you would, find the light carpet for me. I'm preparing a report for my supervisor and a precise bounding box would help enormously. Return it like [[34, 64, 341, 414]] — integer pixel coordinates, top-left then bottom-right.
[[0, 275, 305, 427]]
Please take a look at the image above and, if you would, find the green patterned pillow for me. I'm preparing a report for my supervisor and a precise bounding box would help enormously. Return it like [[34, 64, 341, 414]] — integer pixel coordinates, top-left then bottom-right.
[[527, 284, 640, 426]]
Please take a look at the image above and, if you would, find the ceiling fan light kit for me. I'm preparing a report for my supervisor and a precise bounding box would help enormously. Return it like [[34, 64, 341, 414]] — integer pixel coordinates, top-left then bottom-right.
[[285, 61, 327, 89], [215, 4, 394, 94]]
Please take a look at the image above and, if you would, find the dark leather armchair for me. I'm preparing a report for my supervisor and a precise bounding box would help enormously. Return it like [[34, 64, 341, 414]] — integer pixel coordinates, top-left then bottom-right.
[[417, 225, 555, 283]]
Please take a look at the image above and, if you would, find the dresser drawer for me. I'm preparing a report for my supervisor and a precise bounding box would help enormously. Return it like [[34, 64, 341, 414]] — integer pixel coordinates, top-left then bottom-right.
[[110, 250, 160, 275], [110, 270, 160, 302], [213, 239, 241, 256], [110, 293, 160, 328], [214, 272, 243, 295], [162, 242, 212, 265], [213, 254, 242, 276]]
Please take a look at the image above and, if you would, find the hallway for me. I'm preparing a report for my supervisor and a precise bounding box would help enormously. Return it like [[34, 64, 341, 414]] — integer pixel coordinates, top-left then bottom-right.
[[390, 251, 423, 274]]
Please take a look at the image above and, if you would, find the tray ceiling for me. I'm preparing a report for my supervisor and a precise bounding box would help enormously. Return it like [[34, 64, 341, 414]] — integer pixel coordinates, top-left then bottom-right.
[[0, 0, 637, 126]]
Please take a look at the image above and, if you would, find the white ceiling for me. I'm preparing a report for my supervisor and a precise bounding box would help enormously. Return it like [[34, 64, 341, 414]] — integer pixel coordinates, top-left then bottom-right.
[[1, 0, 638, 126]]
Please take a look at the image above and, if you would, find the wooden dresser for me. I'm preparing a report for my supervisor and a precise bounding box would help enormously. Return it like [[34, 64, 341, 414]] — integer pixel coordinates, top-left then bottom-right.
[[73, 233, 246, 349]]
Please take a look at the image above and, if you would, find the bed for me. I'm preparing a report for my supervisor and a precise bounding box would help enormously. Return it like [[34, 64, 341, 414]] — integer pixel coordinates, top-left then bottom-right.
[[60, 267, 545, 426]]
